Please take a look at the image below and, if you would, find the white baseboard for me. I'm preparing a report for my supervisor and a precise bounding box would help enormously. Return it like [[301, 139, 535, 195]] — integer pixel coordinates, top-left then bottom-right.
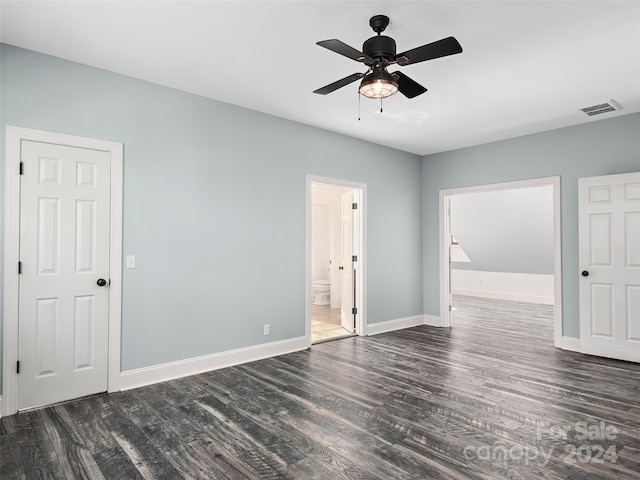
[[560, 336, 581, 352], [452, 270, 555, 305], [0, 395, 3, 418], [367, 315, 425, 336], [453, 288, 554, 305], [366, 314, 443, 336], [119, 336, 308, 392], [423, 314, 441, 327]]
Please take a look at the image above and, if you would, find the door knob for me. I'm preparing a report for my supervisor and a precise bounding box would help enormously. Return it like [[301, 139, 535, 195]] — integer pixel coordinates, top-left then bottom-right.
[[339, 266, 344, 270], [97, 278, 107, 286], [581, 271, 589, 277]]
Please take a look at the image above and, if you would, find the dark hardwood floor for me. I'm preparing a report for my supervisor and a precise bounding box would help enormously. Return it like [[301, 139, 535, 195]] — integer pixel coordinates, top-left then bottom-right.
[[2, 295, 639, 479]]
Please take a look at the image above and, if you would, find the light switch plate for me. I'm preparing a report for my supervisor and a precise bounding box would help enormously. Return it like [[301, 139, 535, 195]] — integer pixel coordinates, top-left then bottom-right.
[[126, 255, 136, 269]]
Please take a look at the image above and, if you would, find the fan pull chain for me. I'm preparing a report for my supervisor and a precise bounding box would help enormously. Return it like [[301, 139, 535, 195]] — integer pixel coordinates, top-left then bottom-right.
[[358, 92, 361, 121], [380, 97, 383, 114]]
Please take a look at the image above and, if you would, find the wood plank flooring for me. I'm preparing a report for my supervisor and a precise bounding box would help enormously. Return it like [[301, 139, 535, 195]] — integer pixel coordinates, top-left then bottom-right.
[[2, 295, 639, 479]]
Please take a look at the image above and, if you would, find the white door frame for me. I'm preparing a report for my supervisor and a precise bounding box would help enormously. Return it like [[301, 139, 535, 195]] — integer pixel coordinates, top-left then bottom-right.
[[2, 126, 123, 416], [439, 176, 563, 347], [306, 175, 367, 345]]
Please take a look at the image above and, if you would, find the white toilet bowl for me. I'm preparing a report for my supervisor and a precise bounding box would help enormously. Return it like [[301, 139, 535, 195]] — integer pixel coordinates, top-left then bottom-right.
[[312, 280, 331, 305]]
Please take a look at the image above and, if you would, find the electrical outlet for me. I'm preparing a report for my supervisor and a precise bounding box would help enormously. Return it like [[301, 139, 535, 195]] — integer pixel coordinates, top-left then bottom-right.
[[263, 324, 270, 336]]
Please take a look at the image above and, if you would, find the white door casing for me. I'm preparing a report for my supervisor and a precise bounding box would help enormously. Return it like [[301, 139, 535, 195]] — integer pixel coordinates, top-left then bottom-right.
[[18, 141, 111, 410], [579, 172, 640, 362], [306, 176, 366, 345], [3, 126, 123, 416], [351, 190, 362, 332], [340, 191, 355, 332], [439, 177, 562, 348]]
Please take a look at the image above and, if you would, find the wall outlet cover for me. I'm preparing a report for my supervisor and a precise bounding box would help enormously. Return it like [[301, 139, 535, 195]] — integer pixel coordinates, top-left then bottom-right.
[[126, 255, 136, 269]]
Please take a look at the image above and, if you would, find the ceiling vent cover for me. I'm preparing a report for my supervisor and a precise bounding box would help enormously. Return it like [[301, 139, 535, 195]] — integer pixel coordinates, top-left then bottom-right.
[[580, 100, 621, 117]]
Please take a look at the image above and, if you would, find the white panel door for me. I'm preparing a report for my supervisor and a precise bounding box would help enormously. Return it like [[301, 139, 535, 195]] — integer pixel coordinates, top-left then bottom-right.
[[579, 172, 640, 362], [340, 191, 355, 332], [18, 140, 111, 410], [329, 204, 342, 309]]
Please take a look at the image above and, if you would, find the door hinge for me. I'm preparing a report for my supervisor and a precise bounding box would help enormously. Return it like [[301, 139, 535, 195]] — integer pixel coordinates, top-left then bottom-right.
[[352, 307, 358, 315], [18, 261, 22, 274], [19, 161, 24, 175], [449, 304, 452, 311], [16, 361, 20, 374], [352, 203, 358, 209], [352, 255, 357, 262]]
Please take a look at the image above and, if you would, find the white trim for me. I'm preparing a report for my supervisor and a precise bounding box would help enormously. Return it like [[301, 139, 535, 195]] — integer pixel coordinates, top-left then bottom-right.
[[423, 314, 441, 327], [451, 270, 555, 305], [452, 289, 554, 305], [2, 126, 123, 416], [366, 315, 425, 336], [119, 336, 308, 391], [2, 128, 21, 416], [306, 175, 367, 343], [552, 177, 563, 348], [0, 396, 3, 418], [440, 192, 452, 328], [438, 177, 563, 348], [108, 145, 123, 394], [561, 336, 581, 352]]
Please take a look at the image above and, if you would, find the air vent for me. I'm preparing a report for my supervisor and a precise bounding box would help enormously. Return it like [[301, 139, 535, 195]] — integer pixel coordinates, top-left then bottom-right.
[[580, 100, 621, 117]]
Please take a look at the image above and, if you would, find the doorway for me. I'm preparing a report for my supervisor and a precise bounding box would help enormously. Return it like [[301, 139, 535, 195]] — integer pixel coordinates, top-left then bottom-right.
[[307, 176, 366, 345], [439, 177, 563, 347], [3, 127, 123, 416]]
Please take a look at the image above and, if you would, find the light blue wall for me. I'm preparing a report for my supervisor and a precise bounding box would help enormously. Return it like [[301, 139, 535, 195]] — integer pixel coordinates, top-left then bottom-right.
[[3, 43, 638, 397], [451, 186, 554, 274], [422, 112, 640, 338], [0, 44, 423, 380]]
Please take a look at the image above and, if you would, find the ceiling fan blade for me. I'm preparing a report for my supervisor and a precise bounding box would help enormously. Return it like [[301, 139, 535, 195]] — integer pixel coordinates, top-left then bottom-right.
[[313, 73, 365, 95], [317, 39, 374, 63], [394, 71, 427, 99], [394, 36, 462, 66]]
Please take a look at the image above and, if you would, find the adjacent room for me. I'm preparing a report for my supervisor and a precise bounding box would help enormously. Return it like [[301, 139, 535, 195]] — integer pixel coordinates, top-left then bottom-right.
[[1, 1, 639, 479], [449, 185, 555, 342]]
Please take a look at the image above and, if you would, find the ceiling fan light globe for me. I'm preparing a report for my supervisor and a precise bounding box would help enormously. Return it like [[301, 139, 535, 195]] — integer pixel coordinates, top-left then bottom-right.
[[359, 80, 397, 99], [359, 71, 398, 99]]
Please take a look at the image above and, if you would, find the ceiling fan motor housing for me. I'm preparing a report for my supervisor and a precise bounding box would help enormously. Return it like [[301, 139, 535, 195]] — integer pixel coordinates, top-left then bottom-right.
[[313, 13, 462, 99], [363, 35, 397, 60]]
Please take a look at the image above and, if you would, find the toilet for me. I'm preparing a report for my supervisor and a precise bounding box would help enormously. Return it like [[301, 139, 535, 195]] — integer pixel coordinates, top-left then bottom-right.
[[312, 280, 331, 305]]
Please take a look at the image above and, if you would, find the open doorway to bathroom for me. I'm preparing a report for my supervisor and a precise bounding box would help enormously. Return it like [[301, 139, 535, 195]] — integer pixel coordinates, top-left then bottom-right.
[[308, 177, 365, 344]]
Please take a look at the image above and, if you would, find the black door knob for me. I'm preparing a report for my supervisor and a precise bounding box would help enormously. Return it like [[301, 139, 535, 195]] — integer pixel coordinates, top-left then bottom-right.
[[581, 271, 589, 277], [339, 266, 344, 270], [97, 278, 107, 286]]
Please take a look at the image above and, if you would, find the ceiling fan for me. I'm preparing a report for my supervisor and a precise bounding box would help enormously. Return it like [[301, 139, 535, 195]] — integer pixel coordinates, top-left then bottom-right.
[[313, 15, 462, 100]]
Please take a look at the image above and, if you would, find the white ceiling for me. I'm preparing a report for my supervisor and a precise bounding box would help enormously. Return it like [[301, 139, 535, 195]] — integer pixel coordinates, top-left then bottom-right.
[[1, 1, 639, 156]]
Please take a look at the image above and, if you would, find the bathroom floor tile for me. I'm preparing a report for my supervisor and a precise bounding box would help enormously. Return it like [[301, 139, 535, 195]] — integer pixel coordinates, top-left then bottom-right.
[[311, 304, 354, 343]]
